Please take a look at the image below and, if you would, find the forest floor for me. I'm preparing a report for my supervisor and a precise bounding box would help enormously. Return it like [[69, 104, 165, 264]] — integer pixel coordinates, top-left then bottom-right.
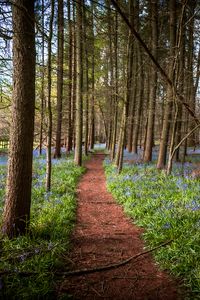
[[58, 153, 182, 299]]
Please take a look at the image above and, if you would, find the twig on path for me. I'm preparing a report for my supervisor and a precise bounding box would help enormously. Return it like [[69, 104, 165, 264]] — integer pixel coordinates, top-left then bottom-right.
[[0, 240, 173, 277], [55, 239, 173, 277]]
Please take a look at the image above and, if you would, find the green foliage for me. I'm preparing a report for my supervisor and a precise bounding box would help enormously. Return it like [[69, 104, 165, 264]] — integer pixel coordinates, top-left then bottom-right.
[[0, 157, 85, 299], [104, 160, 200, 299]]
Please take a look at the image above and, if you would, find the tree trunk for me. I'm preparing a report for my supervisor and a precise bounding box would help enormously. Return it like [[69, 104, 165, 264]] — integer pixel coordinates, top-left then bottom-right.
[[187, 1, 196, 147], [110, 7, 118, 161], [54, 0, 64, 158], [67, 0, 73, 153], [132, 46, 144, 154], [74, 0, 83, 166], [39, 0, 45, 155], [157, 0, 176, 169], [46, 0, 54, 191], [90, 2, 95, 149], [143, 0, 158, 162], [126, 0, 138, 153], [2, 0, 35, 237], [175, 4, 186, 161], [83, 0, 89, 156], [71, 6, 77, 150]]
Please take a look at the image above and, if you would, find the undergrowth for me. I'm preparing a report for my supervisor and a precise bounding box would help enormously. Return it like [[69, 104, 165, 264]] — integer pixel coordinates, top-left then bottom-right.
[[104, 159, 200, 300], [0, 156, 85, 299]]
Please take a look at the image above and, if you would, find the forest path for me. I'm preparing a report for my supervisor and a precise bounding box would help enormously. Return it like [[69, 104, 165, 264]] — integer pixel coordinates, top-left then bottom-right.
[[58, 154, 181, 299]]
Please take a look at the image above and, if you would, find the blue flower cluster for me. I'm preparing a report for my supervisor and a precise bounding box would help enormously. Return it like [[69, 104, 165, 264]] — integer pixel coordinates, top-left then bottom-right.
[[163, 222, 171, 229], [175, 178, 188, 190], [122, 174, 142, 182], [185, 199, 200, 211]]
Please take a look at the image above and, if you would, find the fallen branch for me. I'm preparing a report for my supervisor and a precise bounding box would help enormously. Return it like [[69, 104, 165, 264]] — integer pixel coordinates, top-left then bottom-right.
[[55, 239, 173, 277], [0, 239, 173, 277]]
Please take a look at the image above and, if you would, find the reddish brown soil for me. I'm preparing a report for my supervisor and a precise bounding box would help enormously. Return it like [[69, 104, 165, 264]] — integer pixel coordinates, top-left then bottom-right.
[[58, 154, 181, 299]]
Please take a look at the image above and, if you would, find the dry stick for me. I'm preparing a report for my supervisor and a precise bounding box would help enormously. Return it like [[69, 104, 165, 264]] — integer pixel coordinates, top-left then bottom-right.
[[110, 0, 199, 125], [170, 124, 200, 160], [0, 239, 172, 277]]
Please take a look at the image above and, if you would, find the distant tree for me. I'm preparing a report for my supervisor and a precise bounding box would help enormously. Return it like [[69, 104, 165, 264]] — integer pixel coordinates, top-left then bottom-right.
[[71, 2, 77, 150], [74, 0, 83, 166], [186, 0, 197, 147], [46, 0, 54, 191], [107, 0, 114, 151], [67, 0, 73, 153], [157, 0, 177, 169], [132, 44, 144, 154], [143, 0, 158, 162], [89, 1, 95, 150], [54, 0, 64, 158], [2, 0, 35, 237], [110, 6, 118, 161], [83, 0, 89, 156], [39, 0, 45, 155]]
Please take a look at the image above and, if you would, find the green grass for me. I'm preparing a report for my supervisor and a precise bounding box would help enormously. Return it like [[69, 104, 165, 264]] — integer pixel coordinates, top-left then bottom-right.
[[0, 156, 85, 299], [104, 159, 200, 300]]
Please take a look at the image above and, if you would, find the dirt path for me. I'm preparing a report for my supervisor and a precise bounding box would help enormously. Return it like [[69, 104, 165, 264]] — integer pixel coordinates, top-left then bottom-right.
[[58, 154, 181, 299]]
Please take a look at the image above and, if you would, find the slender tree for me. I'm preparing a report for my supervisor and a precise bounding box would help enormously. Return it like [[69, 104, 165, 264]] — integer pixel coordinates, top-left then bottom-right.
[[2, 0, 35, 237], [83, 0, 89, 156], [67, 0, 73, 152], [107, 0, 114, 151], [126, 0, 138, 153], [54, 0, 64, 158], [39, 0, 45, 155], [143, 0, 158, 162], [89, 1, 95, 150], [74, 0, 83, 166], [71, 3, 77, 150], [110, 6, 118, 161], [187, 0, 197, 147], [132, 45, 144, 153], [46, 0, 54, 191]]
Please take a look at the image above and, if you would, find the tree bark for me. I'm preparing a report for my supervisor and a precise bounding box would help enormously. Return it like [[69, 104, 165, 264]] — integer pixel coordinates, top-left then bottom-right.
[[187, 1, 196, 147], [110, 7, 118, 161], [90, 1, 95, 149], [54, 0, 64, 158], [71, 5, 76, 150], [83, 0, 89, 156], [67, 0, 73, 153], [157, 0, 176, 169], [74, 0, 83, 166], [126, 0, 138, 153], [39, 0, 45, 155], [2, 0, 35, 237], [143, 0, 158, 162], [132, 46, 144, 154], [46, 0, 54, 191]]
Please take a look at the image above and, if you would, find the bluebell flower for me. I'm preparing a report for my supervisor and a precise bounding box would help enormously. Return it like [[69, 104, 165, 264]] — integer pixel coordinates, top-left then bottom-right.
[[175, 178, 188, 190], [192, 206, 200, 211], [55, 199, 63, 205], [20, 254, 26, 262], [44, 191, 52, 201], [163, 222, 171, 229]]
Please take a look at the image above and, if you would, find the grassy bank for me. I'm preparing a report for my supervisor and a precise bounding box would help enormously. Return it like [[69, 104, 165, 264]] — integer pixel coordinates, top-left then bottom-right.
[[0, 156, 85, 299], [104, 159, 200, 299]]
